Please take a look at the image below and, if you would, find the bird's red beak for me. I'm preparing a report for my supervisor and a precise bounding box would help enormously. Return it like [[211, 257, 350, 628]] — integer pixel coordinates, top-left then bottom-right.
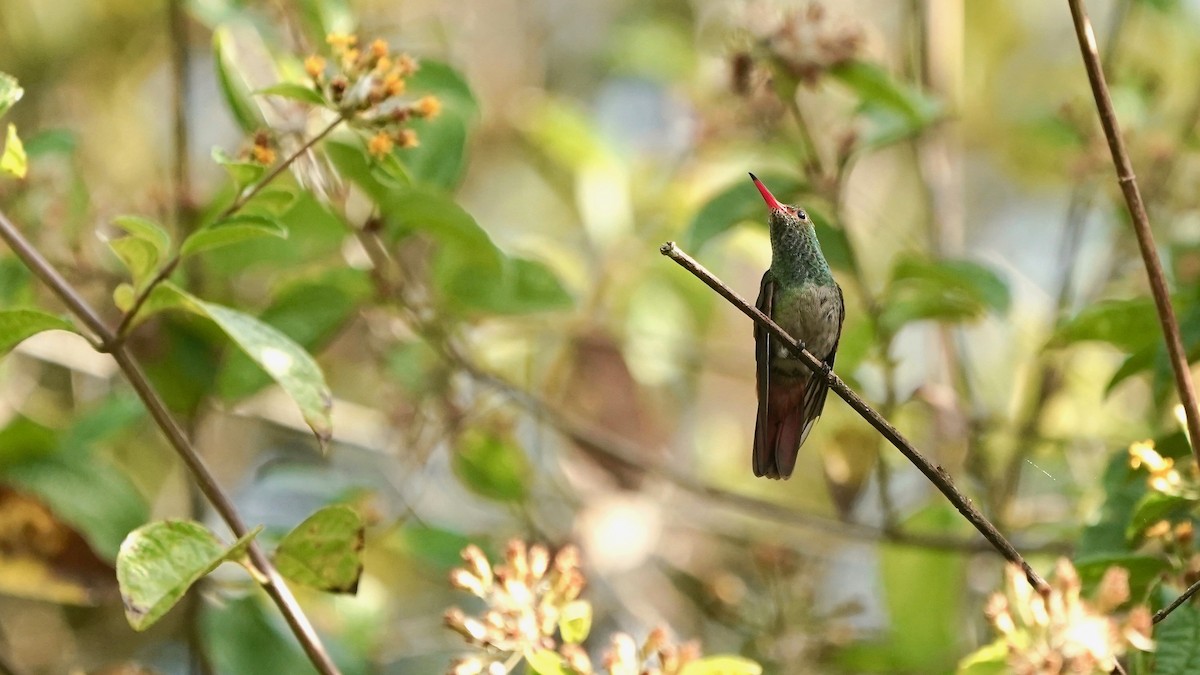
[[749, 172, 783, 211]]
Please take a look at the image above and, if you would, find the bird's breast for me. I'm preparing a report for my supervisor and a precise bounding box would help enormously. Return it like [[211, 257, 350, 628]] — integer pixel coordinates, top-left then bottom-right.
[[772, 283, 841, 364]]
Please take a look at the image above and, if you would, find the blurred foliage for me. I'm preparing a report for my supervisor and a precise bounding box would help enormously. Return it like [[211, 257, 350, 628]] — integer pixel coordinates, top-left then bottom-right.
[[4, 0, 1200, 673]]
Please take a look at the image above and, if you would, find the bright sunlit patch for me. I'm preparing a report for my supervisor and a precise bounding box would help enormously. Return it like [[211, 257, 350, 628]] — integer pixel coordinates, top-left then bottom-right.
[[259, 346, 294, 374]]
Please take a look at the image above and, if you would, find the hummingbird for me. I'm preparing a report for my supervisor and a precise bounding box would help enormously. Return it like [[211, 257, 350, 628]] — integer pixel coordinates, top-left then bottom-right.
[[749, 173, 844, 479]]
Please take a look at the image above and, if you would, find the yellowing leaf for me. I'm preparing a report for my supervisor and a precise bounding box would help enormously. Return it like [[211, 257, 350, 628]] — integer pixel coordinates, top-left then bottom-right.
[[1, 124, 26, 178]]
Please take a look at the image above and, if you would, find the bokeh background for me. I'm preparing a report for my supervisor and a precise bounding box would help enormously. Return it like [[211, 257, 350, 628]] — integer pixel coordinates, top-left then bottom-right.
[[0, 0, 1195, 672]]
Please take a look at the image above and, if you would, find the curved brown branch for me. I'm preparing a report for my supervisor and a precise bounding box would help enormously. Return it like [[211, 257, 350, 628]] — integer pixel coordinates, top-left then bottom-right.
[[1066, 0, 1200, 467], [660, 241, 1050, 594], [0, 209, 341, 675]]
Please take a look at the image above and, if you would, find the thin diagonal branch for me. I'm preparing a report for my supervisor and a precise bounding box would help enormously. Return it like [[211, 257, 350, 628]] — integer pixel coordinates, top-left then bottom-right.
[[660, 241, 1050, 594], [0, 209, 340, 675], [108, 114, 346, 348], [1066, 0, 1200, 470]]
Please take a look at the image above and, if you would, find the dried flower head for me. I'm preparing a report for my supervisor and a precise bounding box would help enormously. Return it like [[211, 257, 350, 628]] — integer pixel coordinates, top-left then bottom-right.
[[742, 1, 865, 85], [985, 559, 1153, 674], [444, 539, 591, 672]]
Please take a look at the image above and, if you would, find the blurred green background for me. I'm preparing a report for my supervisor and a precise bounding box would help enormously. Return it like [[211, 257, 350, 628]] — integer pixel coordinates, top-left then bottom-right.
[[1, 0, 1198, 673]]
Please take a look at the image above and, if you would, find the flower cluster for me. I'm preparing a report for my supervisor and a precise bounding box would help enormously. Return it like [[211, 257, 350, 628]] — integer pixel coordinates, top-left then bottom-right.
[[985, 560, 1153, 674], [734, 2, 865, 88], [599, 629, 701, 675], [444, 540, 587, 673], [1129, 439, 1196, 495], [304, 34, 442, 157], [241, 130, 277, 166], [444, 540, 758, 675]]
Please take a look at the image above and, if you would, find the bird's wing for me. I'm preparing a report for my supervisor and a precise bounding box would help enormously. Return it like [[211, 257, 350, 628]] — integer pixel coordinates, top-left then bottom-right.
[[796, 283, 845, 450], [753, 271, 775, 478]]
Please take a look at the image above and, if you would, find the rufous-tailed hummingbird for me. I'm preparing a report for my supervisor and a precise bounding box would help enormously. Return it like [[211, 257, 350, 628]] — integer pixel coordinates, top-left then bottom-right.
[[750, 173, 844, 479]]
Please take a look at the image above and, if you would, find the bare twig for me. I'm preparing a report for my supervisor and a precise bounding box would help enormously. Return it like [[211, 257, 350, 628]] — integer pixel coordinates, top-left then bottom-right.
[[660, 241, 1050, 594], [107, 115, 346, 347], [1066, 0, 1200, 469], [1154, 580, 1200, 624], [0, 209, 341, 675]]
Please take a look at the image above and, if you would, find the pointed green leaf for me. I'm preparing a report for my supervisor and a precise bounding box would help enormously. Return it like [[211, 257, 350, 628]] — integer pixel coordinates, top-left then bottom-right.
[[557, 600, 592, 644], [955, 639, 1009, 675], [686, 174, 805, 251], [1126, 491, 1196, 543], [0, 310, 76, 356], [213, 28, 264, 133], [112, 215, 172, 260], [880, 256, 1009, 333], [113, 283, 136, 312], [440, 254, 573, 315], [181, 214, 288, 257], [273, 505, 364, 594], [116, 520, 262, 631], [1, 124, 26, 178], [255, 82, 326, 106], [107, 236, 162, 287], [453, 429, 530, 502], [679, 656, 763, 675], [325, 139, 405, 204], [830, 60, 941, 149], [212, 146, 267, 190], [147, 284, 333, 446], [0, 72, 23, 119], [524, 649, 572, 675], [1052, 298, 1157, 352], [380, 186, 503, 268]]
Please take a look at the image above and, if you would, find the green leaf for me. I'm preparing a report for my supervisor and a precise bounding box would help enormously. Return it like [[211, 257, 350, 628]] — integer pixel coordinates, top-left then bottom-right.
[[202, 595, 318, 675], [216, 269, 369, 400], [453, 429, 530, 502], [107, 237, 162, 287], [0, 72, 23, 118], [181, 214, 288, 257], [1052, 298, 1158, 352], [293, 0, 354, 38], [685, 174, 805, 251], [955, 639, 1009, 675], [830, 60, 941, 149], [398, 60, 477, 189], [380, 187, 501, 263], [116, 520, 261, 631], [149, 284, 333, 446], [1078, 449, 1147, 557], [524, 649, 572, 675], [880, 256, 1010, 333], [325, 138, 407, 204], [1, 123, 27, 178], [22, 129, 76, 157], [1154, 602, 1200, 674], [440, 254, 573, 315], [273, 505, 364, 594], [212, 146, 267, 190], [0, 310, 76, 357], [678, 656, 763, 675], [399, 113, 469, 189], [212, 27, 264, 133], [557, 600, 592, 644], [112, 215, 172, 261], [388, 524, 475, 571], [1074, 554, 1167, 602], [6, 454, 149, 561], [255, 82, 325, 106], [1126, 491, 1196, 543]]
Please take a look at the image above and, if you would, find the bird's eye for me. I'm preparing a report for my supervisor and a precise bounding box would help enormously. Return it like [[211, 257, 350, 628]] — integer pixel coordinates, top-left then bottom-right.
[[797, 209, 808, 221]]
